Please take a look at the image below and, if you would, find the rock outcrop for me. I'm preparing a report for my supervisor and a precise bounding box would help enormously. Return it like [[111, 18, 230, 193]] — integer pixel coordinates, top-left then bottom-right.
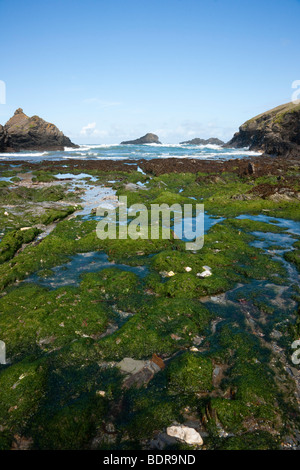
[[120, 133, 161, 145], [0, 108, 78, 152], [0, 125, 5, 152], [226, 102, 300, 158], [180, 137, 224, 146]]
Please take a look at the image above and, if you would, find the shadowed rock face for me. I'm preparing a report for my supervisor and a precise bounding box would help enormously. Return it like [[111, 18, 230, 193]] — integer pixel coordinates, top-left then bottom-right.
[[0, 125, 5, 152], [0, 108, 78, 152], [226, 102, 300, 158], [180, 137, 224, 146], [120, 133, 161, 145]]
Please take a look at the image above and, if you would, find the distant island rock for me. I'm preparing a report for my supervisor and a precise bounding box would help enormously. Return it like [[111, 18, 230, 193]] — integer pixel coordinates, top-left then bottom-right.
[[225, 101, 300, 158], [0, 108, 78, 153], [180, 137, 224, 146], [121, 133, 161, 145]]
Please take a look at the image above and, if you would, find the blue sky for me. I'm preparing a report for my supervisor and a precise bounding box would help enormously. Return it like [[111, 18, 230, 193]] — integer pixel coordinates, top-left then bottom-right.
[[1, 0, 300, 143]]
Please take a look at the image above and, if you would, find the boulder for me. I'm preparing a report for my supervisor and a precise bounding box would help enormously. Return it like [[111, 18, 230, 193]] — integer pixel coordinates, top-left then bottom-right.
[[0, 108, 78, 152], [120, 133, 161, 145], [166, 425, 203, 446]]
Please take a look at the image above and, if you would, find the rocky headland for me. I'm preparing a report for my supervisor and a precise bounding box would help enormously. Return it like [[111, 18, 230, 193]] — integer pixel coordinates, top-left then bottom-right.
[[0, 108, 78, 152], [120, 133, 161, 145], [180, 137, 224, 146], [226, 101, 300, 158]]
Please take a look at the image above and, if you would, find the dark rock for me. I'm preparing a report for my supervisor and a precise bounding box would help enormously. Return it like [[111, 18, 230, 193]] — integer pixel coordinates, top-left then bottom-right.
[[180, 137, 224, 146], [248, 162, 255, 175], [120, 133, 161, 145], [0, 108, 78, 152], [0, 124, 5, 152], [225, 102, 300, 158]]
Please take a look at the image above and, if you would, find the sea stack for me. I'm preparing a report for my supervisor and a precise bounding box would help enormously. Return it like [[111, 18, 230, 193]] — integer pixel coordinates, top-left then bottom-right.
[[180, 137, 224, 146], [121, 133, 161, 145], [225, 101, 300, 158], [0, 108, 78, 152]]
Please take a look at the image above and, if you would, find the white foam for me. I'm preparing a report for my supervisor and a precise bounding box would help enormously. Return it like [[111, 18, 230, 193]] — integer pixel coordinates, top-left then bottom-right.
[[0, 151, 48, 157]]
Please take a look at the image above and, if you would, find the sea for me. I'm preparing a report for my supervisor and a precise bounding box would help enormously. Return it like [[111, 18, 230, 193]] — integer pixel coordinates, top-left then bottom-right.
[[0, 143, 261, 162]]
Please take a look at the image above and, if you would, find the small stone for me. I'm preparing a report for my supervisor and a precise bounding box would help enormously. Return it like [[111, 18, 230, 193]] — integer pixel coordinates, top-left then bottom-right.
[[167, 271, 175, 277], [166, 425, 203, 446], [118, 357, 146, 375], [184, 266, 192, 272], [197, 266, 212, 278]]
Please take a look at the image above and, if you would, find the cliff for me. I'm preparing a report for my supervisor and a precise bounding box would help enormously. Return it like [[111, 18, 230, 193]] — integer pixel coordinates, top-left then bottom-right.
[[0, 108, 78, 152], [121, 133, 161, 145], [226, 102, 300, 157]]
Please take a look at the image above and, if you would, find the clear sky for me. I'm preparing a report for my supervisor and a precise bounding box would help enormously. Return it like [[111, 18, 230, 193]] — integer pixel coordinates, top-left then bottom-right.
[[1, 0, 300, 144]]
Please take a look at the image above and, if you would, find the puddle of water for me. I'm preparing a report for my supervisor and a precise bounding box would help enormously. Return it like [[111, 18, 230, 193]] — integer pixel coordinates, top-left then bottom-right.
[[0, 176, 13, 182], [173, 213, 225, 241], [25, 251, 149, 289], [54, 173, 98, 182], [236, 214, 300, 236], [54, 172, 119, 217]]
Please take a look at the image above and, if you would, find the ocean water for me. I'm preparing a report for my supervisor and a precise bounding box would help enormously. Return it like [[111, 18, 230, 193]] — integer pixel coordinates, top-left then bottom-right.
[[0, 143, 261, 162]]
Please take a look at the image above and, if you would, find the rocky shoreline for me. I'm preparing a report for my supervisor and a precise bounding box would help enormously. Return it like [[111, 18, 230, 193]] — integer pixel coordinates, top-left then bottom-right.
[[0, 103, 299, 451]]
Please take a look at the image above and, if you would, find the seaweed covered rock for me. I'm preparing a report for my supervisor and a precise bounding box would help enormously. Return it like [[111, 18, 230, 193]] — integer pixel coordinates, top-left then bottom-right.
[[226, 101, 300, 158], [1, 108, 78, 152]]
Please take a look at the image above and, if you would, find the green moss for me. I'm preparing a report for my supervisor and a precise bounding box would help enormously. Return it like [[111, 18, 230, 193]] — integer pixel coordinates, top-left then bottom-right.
[[0, 283, 111, 361], [0, 227, 41, 264], [31, 170, 58, 183], [0, 164, 298, 449], [34, 396, 105, 450], [218, 431, 280, 450], [98, 298, 211, 360], [0, 359, 47, 431], [167, 352, 213, 395]]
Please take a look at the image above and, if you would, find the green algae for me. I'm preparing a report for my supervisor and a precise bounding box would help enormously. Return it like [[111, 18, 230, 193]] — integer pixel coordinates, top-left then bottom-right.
[[218, 431, 280, 450], [167, 352, 213, 396], [97, 298, 211, 361], [0, 227, 41, 264], [0, 283, 111, 361], [0, 359, 47, 432], [0, 164, 299, 450]]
